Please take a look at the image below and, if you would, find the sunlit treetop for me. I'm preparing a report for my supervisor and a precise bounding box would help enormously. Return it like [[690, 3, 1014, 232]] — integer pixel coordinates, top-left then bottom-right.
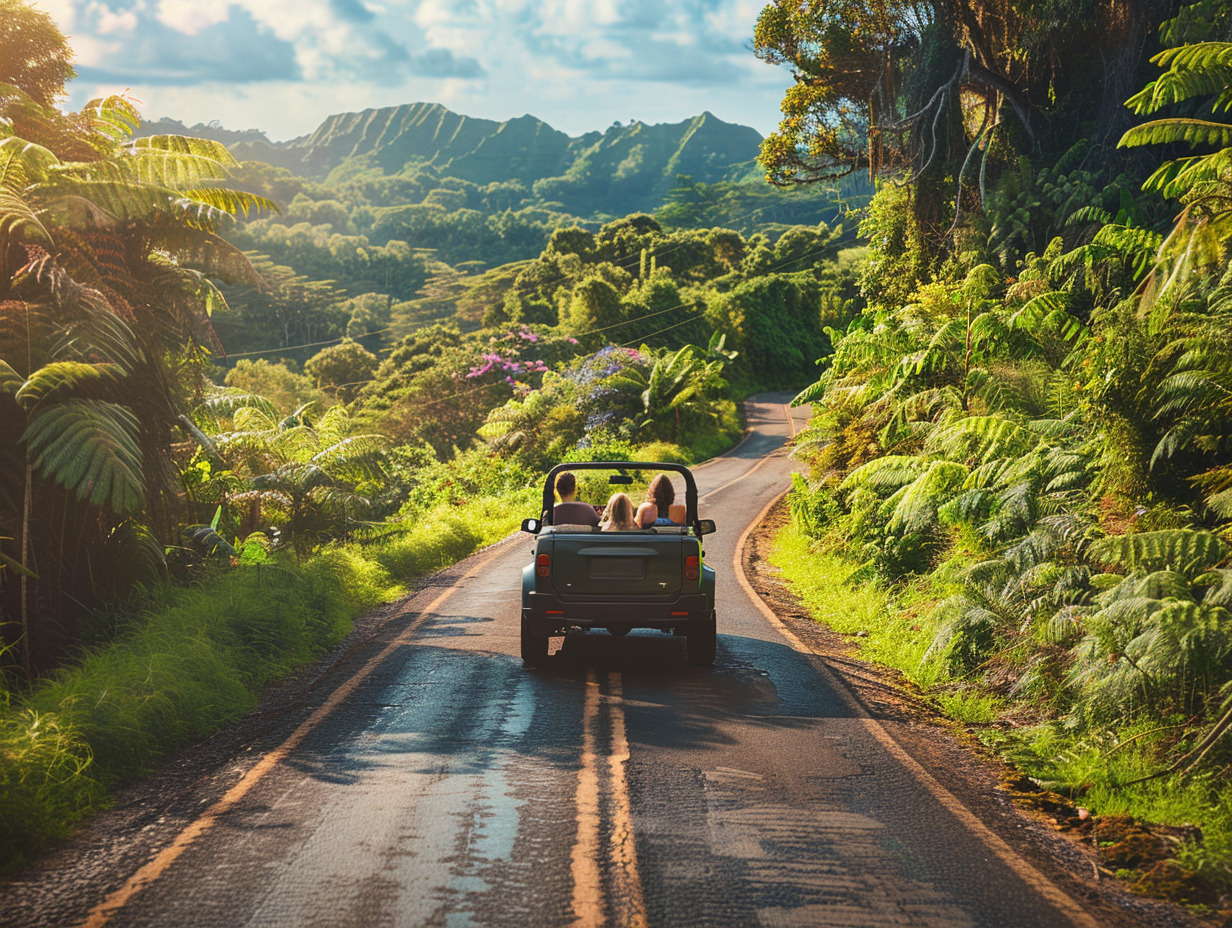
[[0, 0, 75, 108]]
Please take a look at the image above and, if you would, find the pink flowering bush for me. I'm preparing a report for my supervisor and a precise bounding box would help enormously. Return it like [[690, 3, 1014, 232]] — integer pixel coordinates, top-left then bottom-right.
[[465, 327, 576, 391]]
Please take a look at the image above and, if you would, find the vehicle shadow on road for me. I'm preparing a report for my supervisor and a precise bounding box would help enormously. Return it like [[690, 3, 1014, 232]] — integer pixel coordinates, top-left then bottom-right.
[[272, 631, 862, 790]]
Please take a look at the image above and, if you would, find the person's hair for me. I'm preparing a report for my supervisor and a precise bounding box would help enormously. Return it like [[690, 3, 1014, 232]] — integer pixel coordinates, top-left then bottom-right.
[[646, 473, 675, 514], [556, 471, 577, 500], [601, 492, 636, 530]]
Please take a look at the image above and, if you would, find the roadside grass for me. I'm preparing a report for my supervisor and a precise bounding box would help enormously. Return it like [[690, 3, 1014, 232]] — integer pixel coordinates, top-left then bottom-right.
[[0, 430, 743, 872], [996, 719, 1232, 897], [767, 521, 945, 687], [0, 492, 534, 871], [934, 690, 1004, 725], [771, 511, 1232, 903]]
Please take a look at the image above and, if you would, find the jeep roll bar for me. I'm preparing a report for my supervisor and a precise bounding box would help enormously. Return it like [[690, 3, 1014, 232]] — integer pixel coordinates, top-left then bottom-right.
[[537, 461, 704, 530]]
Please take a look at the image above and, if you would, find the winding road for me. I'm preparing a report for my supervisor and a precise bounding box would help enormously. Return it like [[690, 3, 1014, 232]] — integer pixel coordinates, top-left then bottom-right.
[[2, 394, 1178, 928]]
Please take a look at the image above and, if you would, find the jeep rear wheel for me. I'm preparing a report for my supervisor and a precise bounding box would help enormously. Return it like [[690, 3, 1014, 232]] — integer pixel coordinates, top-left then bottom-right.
[[686, 612, 717, 666], [521, 621, 550, 666]]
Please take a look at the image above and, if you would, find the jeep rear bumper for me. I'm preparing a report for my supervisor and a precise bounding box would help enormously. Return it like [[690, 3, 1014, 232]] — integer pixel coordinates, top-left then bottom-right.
[[522, 591, 712, 634]]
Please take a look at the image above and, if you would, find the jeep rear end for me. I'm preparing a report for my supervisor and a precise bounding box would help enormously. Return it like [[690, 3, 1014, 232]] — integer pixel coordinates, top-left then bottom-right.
[[519, 462, 717, 667]]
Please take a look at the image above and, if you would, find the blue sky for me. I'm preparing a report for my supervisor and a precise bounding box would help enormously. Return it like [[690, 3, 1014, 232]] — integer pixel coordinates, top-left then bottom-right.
[[36, 0, 792, 141]]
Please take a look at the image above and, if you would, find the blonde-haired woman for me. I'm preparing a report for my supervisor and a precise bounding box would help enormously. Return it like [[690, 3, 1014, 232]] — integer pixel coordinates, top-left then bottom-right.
[[600, 492, 638, 531]]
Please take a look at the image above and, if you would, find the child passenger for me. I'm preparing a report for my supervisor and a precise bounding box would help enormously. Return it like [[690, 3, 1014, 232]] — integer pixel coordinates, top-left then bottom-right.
[[599, 492, 638, 531]]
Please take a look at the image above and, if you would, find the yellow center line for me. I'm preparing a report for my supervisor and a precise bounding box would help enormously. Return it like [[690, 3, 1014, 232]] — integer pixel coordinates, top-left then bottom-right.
[[77, 539, 517, 928], [698, 448, 784, 505], [784, 402, 800, 438], [571, 671, 604, 928], [605, 673, 648, 928], [733, 489, 1100, 928]]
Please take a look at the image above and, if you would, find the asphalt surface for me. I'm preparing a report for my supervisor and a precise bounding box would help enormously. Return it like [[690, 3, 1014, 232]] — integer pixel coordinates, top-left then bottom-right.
[[1, 394, 1181, 928]]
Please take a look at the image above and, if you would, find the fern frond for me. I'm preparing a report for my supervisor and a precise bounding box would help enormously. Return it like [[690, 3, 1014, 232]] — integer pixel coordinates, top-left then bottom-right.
[[793, 378, 828, 407], [129, 134, 238, 166], [13, 360, 123, 408], [180, 187, 279, 219], [21, 398, 145, 514], [1141, 150, 1232, 199], [1207, 487, 1232, 518], [1067, 205, 1112, 226], [1127, 67, 1232, 115], [927, 414, 1033, 464], [193, 391, 279, 429], [1120, 118, 1232, 151], [79, 95, 141, 140], [0, 358, 23, 394], [840, 455, 929, 493], [0, 185, 53, 250], [1090, 529, 1229, 577], [0, 136, 59, 187], [888, 460, 968, 532], [38, 177, 179, 224]]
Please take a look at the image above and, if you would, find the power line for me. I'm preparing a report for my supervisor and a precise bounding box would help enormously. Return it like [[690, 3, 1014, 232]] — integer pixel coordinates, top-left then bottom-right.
[[217, 208, 847, 362]]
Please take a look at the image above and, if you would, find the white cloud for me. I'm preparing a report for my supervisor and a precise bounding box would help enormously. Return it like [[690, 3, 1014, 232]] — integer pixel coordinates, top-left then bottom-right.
[[31, 0, 77, 30], [95, 5, 138, 33], [153, 0, 227, 35], [53, 0, 792, 139]]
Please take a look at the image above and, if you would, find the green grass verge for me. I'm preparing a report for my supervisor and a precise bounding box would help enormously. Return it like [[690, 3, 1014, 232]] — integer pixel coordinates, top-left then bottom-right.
[[771, 514, 1232, 903], [767, 521, 947, 687], [0, 429, 743, 872]]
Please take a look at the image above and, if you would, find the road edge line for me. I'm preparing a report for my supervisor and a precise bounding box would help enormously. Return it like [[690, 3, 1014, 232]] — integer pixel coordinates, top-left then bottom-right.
[[732, 489, 1100, 928], [77, 542, 512, 928]]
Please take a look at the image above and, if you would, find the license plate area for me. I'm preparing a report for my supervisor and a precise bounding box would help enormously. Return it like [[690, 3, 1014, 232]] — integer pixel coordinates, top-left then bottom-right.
[[589, 557, 644, 580]]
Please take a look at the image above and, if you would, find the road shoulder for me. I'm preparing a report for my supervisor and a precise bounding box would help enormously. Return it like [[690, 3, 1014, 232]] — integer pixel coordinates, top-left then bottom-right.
[[742, 497, 1207, 928]]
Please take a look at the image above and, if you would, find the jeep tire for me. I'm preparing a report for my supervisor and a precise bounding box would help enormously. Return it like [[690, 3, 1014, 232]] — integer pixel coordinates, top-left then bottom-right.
[[686, 611, 717, 666], [521, 620, 550, 666]]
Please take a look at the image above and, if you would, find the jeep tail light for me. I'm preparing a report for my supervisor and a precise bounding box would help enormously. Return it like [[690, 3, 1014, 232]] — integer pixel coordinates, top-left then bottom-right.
[[536, 553, 551, 577], [685, 554, 699, 581]]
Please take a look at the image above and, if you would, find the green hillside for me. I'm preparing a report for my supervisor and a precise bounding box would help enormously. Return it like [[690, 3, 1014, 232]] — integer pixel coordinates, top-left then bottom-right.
[[143, 104, 766, 216]]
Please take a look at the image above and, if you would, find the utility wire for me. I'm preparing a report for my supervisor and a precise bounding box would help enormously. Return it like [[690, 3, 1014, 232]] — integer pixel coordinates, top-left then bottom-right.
[[218, 235, 841, 364], [219, 191, 850, 360]]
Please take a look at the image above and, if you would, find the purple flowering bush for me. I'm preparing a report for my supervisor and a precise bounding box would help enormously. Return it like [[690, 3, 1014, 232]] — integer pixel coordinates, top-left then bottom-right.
[[465, 326, 579, 392], [478, 343, 655, 467]]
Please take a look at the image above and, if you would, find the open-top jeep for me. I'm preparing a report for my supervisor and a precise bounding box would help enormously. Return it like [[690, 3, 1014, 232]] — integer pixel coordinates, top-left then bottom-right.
[[519, 462, 717, 667]]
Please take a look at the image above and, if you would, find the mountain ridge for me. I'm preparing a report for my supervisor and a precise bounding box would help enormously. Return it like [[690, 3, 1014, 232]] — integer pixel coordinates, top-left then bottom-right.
[[140, 103, 764, 215]]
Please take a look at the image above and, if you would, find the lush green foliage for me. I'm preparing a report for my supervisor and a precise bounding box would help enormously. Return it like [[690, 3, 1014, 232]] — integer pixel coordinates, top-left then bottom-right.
[[779, 7, 1232, 897], [0, 8, 279, 673]]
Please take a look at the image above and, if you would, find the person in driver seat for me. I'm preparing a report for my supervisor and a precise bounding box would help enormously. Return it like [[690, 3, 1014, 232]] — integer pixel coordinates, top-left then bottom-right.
[[552, 471, 600, 526]]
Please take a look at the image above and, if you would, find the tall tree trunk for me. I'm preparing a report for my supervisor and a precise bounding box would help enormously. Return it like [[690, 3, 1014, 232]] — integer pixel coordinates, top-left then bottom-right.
[[20, 461, 31, 679]]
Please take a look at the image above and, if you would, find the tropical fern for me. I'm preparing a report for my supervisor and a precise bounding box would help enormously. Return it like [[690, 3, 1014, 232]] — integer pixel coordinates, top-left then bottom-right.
[[1069, 567, 1232, 719], [925, 414, 1034, 465], [1089, 528, 1229, 577], [1124, 42, 1232, 116], [886, 460, 968, 532], [21, 399, 145, 513], [12, 360, 122, 407]]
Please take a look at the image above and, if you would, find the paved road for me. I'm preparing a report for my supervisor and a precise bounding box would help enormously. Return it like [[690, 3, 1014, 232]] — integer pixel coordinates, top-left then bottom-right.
[[5, 395, 1124, 928]]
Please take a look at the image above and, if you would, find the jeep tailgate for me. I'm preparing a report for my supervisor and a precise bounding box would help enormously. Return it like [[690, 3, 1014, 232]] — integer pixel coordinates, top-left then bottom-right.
[[548, 536, 685, 597]]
